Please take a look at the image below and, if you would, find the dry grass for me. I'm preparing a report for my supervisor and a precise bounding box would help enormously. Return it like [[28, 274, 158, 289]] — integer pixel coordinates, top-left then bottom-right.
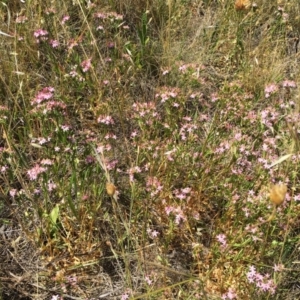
[[1, 0, 300, 299]]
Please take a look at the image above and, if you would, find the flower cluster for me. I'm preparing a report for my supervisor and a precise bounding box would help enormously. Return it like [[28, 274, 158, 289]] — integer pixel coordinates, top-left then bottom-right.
[[27, 164, 47, 180], [97, 115, 115, 125], [30, 87, 66, 114], [247, 266, 277, 294], [34, 29, 49, 42], [221, 288, 237, 299], [164, 203, 186, 224], [31, 87, 55, 105], [146, 176, 163, 197], [132, 101, 159, 122], [81, 58, 92, 72], [155, 86, 179, 103], [94, 11, 123, 21]]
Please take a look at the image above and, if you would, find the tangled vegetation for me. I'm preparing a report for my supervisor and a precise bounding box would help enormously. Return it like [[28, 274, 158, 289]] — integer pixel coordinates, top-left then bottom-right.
[[1, 0, 300, 299]]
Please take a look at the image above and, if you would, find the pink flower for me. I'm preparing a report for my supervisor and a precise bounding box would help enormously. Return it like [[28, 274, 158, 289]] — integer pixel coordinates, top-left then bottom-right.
[[16, 16, 27, 23], [145, 275, 153, 285], [81, 58, 92, 72], [211, 93, 219, 102], [282, 80, 296, 88], [174, 207, 186, 224], [247, 266, 277, 294], [165, 206, 174, 215], [179, 64, 187, 72], [97, 115, 114, 125], [1, 165, 8, 173], [162, 69, 170, 75], [247, 265, 256, 282], [294, 194, 300, 201], [47, 181, 57, 192], [121, 295, 129, 300], [34, 29, 49, 42], [41, 159, 53, 165], [128, 166, 142, 182], [181, 187, 191, 194], [60, 124, 71, 132], [9, 189, 17, 198], [34, 29, 49, 38], [49, 39, 59, 48], [61, 15, 70, 25], [32, 87, 55, 105], [27, 164, 47, 180], [176, 193, 186, 200], [264, 83, 278, 98], [147, 228, 159, 238], [216, 234, 227, 248], [97, 25, 104, 31], [222, 288, 237, 299]]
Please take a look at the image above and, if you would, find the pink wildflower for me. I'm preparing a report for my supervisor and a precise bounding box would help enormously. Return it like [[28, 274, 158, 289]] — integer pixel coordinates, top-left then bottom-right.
[[34, 29, 49, 38], [174, 207, 186, 224], [216, 234, 227, 248], [16, 16, 27, 23], [97, 115, 114, 125], [49, 39, 59, 48], [9, 189, 17, 198], [147, 228, 159, 238], [162, 68, 170, 75], [264, 83, 278, 98], [41, 159, 53, 165], [179, 64, 187, 72], [81, 58, 92, 72], [145, 275, 153, 285], [34, 29, 49, 42], [1, 165, 8, 173], [247, 266, 277, 294], [165, 206, 174, 215], [27, 164, 47, 180], [31, 87, 55, 105], [282, 80, 296, 88], [47, 181, 57, 192], [61, 15, 70, 25], [222, 288, 237, 299], [97, 25, 104, 31]]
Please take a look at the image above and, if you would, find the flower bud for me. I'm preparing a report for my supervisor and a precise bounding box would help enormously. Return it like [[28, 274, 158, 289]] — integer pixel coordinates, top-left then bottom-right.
[[235, 0, 251, 11], [269, 184, 287, 206], [106, 182, 116, 196]]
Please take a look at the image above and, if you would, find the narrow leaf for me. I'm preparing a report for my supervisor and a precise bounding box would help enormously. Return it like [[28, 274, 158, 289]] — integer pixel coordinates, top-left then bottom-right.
[[269, 154, 292, 168]]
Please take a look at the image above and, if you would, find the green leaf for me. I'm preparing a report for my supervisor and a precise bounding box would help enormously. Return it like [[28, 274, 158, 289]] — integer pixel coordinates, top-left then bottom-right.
[[50, 205, 59, 225], [269, 154, 292, 168]]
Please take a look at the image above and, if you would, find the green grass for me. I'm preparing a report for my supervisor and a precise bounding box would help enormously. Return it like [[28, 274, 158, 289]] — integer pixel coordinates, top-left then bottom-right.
[[0, 0, 300, 299]]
